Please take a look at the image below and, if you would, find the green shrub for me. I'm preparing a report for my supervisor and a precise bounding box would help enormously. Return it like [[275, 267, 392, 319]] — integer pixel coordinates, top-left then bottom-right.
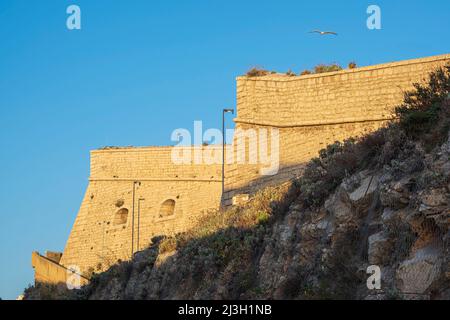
[[395, 65, 450, 138], [395, 64, 450, 148], [256, 210, 270, 224]]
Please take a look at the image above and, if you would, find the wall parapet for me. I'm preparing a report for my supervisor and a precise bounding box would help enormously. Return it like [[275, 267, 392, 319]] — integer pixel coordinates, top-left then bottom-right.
[[236, 54, 450, 82], [89, 145, 223, 180], [235, 53, 450, 128]]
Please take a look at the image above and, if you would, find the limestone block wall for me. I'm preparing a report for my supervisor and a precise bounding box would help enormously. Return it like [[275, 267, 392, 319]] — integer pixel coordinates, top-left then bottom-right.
[[223, 54, 450, 204], [59, 146, 223, 274]]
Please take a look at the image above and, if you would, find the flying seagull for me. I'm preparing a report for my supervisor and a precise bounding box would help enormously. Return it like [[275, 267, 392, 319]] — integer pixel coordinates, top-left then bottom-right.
[[309, 30, 338, 36]]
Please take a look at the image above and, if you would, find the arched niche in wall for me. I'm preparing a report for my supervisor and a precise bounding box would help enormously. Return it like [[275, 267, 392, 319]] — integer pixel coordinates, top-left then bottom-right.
[[113, 208, 129, 225], [159, 199, 176, 218]]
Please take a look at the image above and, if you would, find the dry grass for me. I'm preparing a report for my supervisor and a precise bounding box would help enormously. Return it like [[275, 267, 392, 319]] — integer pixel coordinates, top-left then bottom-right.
[[246, 67, 270, 77], [348, 62, 357, 69], [314, 63, 343, 74], [158, 182, 294, 253], [286, 69, 297, 76]]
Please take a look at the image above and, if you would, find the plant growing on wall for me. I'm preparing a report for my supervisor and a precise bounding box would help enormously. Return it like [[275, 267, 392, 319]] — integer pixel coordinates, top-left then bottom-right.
[[300, 70, 312, 76], [286, 69, 297, 76], [246, 67, 270, 77], [299, 63, 344, 76], [314, 63, 343, 74]]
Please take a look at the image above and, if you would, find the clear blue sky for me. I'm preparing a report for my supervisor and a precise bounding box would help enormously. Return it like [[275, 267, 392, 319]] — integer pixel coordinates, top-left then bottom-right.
[[0, 0, 448, 299]]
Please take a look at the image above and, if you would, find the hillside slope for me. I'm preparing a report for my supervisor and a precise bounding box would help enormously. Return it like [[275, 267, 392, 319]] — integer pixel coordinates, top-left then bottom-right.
[[25, 65, 450, 300]]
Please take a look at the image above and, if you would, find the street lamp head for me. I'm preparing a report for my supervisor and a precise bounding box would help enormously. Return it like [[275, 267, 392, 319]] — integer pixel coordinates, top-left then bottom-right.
[[223, 108, 234, 114]]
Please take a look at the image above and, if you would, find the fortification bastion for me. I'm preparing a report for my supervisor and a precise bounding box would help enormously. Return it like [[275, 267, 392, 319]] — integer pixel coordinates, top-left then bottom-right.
[[32, 54, 450, 284]]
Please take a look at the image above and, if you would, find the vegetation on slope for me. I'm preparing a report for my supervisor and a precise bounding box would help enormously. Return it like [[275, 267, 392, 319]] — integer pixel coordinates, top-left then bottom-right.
[[298, 63, 450, 208]]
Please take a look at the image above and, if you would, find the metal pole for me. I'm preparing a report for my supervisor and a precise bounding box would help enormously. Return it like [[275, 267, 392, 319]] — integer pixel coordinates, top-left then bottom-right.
[[131, 181, 140, 256], [137, 198, 145, 252], [222, 109, 234, 197], [222, 110, 225, 195], [137, 199, 140, 252], [131, 182, 136, 256]]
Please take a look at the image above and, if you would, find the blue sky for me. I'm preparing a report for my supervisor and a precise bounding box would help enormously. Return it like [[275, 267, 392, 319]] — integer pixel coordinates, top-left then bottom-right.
[[0, 0, 448, 299]]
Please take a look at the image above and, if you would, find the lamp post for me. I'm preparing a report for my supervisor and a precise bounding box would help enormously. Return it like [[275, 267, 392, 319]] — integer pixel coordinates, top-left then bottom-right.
[[137, 198, 145, 252], [222, 108, 234, 195], [131, 181, 141, 257]]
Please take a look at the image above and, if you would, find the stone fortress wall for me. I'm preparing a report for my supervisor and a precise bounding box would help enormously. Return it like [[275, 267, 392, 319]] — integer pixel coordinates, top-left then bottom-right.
[[59, 146, 223, 274], [222, 54, 450, 204], [32, 54, 450, 282]]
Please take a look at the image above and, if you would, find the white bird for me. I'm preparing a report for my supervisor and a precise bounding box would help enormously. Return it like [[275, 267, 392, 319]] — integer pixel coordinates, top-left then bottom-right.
[[309, 30, 338, 36]]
